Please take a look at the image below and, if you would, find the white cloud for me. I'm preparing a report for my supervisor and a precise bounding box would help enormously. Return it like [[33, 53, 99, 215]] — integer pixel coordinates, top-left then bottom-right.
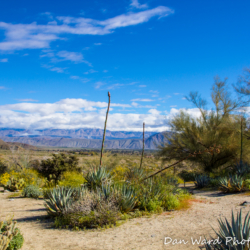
[[0, 99, 203, 132], [0, 6, 173, 51], [139, 85, 146, 87], [0, 58, 8, 62], [148, 109, 161, 115], [130, 0, 148, 9], [103, 70, 108, 73], [170, 105, 177, 108], [131, 98, 153, 102], [94, 43, 102, 45], [0, 86, 6, 89]]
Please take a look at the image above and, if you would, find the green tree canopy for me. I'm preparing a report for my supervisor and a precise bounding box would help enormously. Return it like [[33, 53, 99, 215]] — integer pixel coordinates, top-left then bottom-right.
[[158, 78, 250, 172]]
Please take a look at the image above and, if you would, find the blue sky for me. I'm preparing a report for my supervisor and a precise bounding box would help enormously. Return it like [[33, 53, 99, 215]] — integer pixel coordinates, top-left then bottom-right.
[[0, 0, 249, 131]]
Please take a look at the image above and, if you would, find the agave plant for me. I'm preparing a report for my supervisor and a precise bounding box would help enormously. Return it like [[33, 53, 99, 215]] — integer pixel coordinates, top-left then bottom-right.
[[116, 184, 136, 213], [235, 162, 250, 177], [44, 186, 73, 216], [194, 174, 210, 188], [205, 210, 250, 250], [217, 175, 245, 193], [85, 166, 112, 191], [125, 167, 145, 183]]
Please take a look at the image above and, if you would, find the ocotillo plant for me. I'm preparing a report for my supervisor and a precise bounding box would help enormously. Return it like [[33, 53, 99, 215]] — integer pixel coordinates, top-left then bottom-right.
[[139, 122, 145, 169], [100, 92, 111, 167]]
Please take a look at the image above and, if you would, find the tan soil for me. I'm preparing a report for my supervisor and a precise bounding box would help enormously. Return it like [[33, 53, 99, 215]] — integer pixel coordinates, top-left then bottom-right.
[[1, 188, 250, 250]]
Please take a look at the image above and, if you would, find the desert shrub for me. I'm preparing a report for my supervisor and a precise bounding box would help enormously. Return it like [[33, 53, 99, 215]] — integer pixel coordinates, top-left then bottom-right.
[[22, 185, 42, 199], [0, 172, 10, 187], [58, 171, 86, 187], [161, 193, 180, 210], [39, 153, 80, 184], [178, 170, 197, 182], [17, 168, 44, 187], [0, 160, 8, 175], [0, 169, 44, 189], [4, 177, 25, 191], [60, 190, 119, 229]]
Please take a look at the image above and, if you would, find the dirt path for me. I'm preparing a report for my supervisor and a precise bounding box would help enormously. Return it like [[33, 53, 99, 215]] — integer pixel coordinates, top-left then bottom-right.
[[1, 188, 250, 250]]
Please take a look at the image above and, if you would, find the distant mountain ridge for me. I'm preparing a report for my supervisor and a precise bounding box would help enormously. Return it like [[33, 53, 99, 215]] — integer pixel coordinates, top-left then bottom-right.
[[0, 128, 157, 140], [0, 128, 169, 150]]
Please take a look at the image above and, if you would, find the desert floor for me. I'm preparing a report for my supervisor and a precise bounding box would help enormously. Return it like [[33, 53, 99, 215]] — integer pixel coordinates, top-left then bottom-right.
[[1, 187, 250, 250]]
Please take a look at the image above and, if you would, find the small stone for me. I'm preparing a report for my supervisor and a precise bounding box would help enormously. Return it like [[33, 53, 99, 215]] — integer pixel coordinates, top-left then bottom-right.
[[151, 235, 156, 237]]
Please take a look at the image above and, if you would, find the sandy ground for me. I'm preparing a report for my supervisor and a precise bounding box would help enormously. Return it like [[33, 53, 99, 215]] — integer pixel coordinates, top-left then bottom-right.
[[1, 188, 250, 250]]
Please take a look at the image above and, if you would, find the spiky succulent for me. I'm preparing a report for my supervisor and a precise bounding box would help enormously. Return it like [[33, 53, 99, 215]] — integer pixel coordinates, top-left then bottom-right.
[[194, 174, 210, 188], [44, 186, 73, 216], [85, 166, 112, 191], [217, 175, 245, 193], [116, 184, 136, 213], [204, 210, 250, 250]]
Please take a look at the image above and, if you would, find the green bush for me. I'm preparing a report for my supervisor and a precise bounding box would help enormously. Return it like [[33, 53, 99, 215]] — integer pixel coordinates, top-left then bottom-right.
[[22, 185, 42, 199], [161, 193, 180, 210], [39, 153, 80, 184]]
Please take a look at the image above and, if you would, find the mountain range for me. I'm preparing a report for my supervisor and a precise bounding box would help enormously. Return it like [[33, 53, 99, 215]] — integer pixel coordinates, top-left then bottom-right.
[[0, 128, 169, 150]]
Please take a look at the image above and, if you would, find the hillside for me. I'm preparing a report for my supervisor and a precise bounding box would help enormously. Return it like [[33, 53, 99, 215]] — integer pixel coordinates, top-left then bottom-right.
[[0, 132, 169, 150]]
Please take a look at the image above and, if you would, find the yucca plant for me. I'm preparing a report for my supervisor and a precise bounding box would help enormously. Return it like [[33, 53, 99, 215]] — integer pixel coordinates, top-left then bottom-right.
[[85, 166, 112, 191], [205, 210, 250, 249], [44, 186, 73, 216], [194, 174, 210, 188]]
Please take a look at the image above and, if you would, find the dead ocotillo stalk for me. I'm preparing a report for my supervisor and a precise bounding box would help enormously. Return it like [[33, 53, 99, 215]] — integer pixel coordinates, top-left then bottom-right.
[[139, 122, 145, 169], [100, 92, 111, 167]]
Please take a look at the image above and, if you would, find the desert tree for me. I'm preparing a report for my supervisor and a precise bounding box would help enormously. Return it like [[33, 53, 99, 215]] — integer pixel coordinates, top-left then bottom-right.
[[158, 77, 250, 173]]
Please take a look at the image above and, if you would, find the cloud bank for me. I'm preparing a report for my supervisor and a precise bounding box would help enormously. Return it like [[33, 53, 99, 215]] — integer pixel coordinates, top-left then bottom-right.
[[0, 98, 201, 132]]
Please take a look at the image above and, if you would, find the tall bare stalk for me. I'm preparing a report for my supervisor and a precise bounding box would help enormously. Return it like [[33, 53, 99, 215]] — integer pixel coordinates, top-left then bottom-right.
[[100, 92, 111, 167], [139, 122, 145, 169]]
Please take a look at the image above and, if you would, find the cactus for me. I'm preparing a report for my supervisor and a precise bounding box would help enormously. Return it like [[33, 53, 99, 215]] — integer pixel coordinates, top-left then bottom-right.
[[204, 210, 250, 249], [44, 186, 73, 216], [0, 220, 19, 250], [4, 177, 25, 192]]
